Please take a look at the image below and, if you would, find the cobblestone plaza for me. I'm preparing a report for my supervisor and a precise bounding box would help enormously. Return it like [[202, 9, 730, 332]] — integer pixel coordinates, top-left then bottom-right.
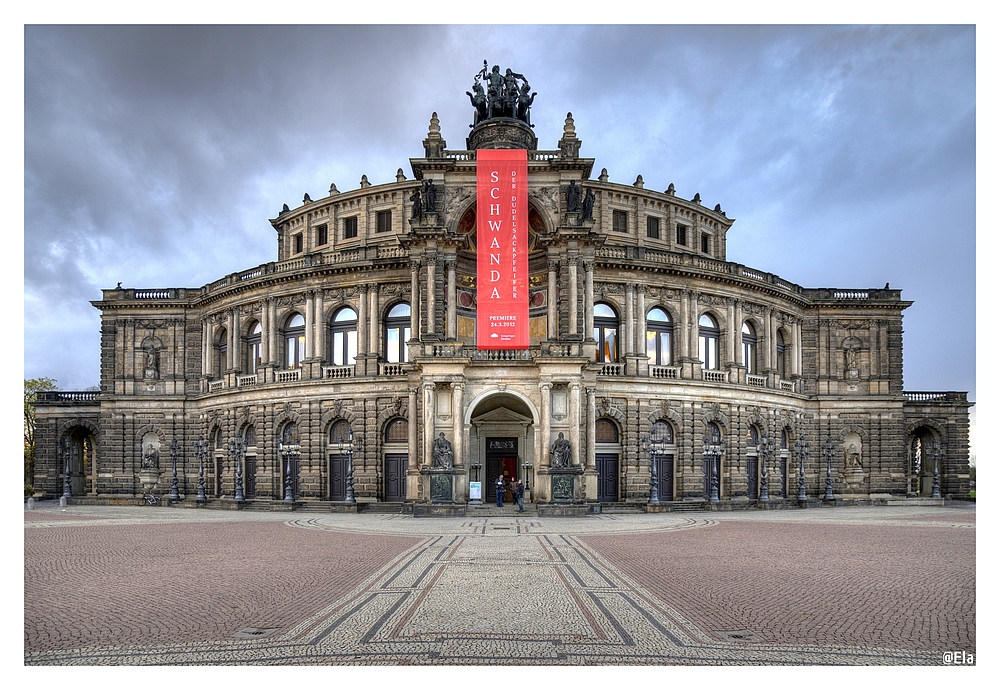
[[24, 503, 974, 666]]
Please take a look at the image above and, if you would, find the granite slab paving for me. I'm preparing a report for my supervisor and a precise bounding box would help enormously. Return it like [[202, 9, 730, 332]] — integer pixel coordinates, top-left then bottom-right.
[[24, 502, 975, 666]]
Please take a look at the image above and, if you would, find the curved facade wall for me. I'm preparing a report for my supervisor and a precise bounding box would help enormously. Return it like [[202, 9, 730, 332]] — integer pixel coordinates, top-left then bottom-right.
[[32, 110, 972, 506]]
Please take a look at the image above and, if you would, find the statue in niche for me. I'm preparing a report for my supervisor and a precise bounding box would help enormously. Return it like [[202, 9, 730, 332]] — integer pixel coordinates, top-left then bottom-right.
[[142, 443, 159, 470], [846, 442, 862, 469], [581, 188, 595, 221], [565, 181, 581, 213], [551, 432, 572, 468], [409, 188, 423, 220], [422, 179, 438, 213], [432, 432, 454, 469], [144, 345, 158, 379]]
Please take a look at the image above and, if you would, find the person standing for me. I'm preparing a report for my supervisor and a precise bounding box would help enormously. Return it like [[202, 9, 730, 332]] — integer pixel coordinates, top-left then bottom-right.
[[514, 478, 525, 513], [495, 474, 505, 507]]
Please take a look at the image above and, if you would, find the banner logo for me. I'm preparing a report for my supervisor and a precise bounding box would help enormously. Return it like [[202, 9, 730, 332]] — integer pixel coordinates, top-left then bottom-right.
[[477, 149, 528, 349]]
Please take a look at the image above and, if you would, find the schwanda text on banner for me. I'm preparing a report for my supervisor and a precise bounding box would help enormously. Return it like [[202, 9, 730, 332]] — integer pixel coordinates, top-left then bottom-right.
[[476, 149, 529, 349]]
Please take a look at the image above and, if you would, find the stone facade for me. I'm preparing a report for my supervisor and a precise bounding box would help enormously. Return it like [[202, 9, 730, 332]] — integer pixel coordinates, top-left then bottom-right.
[[33, 98, 972, 507]]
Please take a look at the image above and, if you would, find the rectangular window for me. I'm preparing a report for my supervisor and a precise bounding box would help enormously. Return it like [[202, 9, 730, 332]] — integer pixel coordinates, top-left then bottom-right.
[[343, 216, 358, 240], [376, 210, 392, 233], [613, 210, 628, 233], [316, 224, 328, 246], [701, 233, 710, 253], [646, 216, 660, 239], [293, 233, 303, 254], [676, 224, 687, 246]]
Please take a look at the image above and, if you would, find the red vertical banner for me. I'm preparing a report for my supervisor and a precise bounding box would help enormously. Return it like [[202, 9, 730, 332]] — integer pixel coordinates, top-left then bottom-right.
[[477, 149, 528, 349]]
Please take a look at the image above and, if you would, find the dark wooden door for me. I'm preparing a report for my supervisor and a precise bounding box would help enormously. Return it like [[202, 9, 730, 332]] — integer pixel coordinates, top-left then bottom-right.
[[485, 438, 517, 503], [245, 457, 257, 499], [330, 454, 348, 501], [780, 457, 788, 498], [215, 458, 224, 497], [597, 453, 619, 502], [746, 456, 759, 499], [656, 454, 674, 501], [486, 458, 502, 503], [384, 454, 407, 502]]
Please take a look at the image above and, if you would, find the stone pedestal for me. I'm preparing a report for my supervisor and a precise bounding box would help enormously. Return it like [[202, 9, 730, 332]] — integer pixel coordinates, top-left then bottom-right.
[[540, 466, 584, 503], [421, 468, 455, 503]]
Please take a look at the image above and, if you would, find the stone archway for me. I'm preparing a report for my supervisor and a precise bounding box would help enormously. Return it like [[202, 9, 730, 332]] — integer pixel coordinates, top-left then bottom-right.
[[467, 391, 537, 504]]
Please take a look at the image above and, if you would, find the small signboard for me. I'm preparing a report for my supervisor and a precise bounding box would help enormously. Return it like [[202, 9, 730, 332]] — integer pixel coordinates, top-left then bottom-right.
[[469, 481, 482, 501]]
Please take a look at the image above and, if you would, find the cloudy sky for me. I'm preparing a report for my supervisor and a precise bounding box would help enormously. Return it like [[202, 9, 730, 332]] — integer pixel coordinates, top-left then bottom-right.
[[23, 25, 976, 409]]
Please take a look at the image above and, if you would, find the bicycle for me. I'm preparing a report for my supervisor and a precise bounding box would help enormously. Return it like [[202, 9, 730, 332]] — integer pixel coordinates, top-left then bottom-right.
[[141, 491, 160, 505]]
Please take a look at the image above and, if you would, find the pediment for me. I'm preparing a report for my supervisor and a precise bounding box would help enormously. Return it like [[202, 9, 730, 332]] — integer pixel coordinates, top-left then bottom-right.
[[471, 407, 532, 425]]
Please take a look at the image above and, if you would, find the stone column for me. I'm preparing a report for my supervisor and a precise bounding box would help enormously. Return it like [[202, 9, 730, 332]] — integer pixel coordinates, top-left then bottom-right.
[[547, 260, 558, 340], [446, 259, 457, 340], [727, 299, 737, 365], [584, 260, 595, 341], [569, 382, 581, 468], [260, 300, 270, 365], [625, 283, 635, 356], [369, 284, 379, 358], [539, 382, 552, 468], [689, 292, 700, 364], [568, 256, 579, 336], [407, 386, 420, 499], [679, 290, 690, 360], [637, 285, 646, 359], [765, 308, 775, 371], [734, 300, 744, 366], [202, 318, 211, 376], [410, 260, 421, 345], [228, 309, 238, 371], [422, 382, 435, 469], [303, 294, 314, 360], [451, 381, 464, 467], [269, 298, 279, 366], [357, 284, 369, 355], [314, 290, 325, 362], [426, 257, 437, 336], [586, 387, 596, 471]]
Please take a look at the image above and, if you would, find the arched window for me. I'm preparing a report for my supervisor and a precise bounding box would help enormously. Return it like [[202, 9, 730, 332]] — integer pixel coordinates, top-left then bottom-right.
[[281, 422, 298, 445], [742, 321, 758, 374], [651, 420, 674, 444], [242, 424, 256, 447], [698, 314, 720, 370], [385, 303, 411, 364], [329, 419, 352, 445], [596, 418, 619, 443], [246, 322, 262, 374], [645, 307, 673, 365], [329, 307, 358, 366], [781, 428, 789, 450], [776, 329, 787, 379], [384, 418, 408, 443], [747, 425, 760, 447], [216, 328, 228, 378], [594, 303, 619, 363], [707, 421, 722, 444], [213, 427, 224, 449], [283, 314, 306, 369]]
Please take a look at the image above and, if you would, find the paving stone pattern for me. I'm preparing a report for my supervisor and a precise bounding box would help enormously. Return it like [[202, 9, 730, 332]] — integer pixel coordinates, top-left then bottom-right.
[[24, 503, 975, 665]]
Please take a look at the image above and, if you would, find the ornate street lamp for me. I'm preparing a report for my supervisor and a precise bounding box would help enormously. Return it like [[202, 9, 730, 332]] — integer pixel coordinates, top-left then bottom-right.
[[931, 441, 943, 499], [337, 429, 357, 504], [822, 437, 836, 501], [702, 435, 724, 504], [279, 438, 301, 503], [229, 437, 246, 502], [169, 438, 181, 501], [795, 439, 809, 502], [194, 436, 208, 502], [758, 435, 774, 503], [61, 438, 72, 499]]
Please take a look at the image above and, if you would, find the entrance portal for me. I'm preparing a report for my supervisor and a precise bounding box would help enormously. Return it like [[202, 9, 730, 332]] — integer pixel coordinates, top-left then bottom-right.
[[486, 438, 517, 503], [467, 391, 537, 504]]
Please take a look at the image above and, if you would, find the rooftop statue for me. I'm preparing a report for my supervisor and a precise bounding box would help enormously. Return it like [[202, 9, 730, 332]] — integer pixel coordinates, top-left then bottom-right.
[[470, 61, 536, 126]]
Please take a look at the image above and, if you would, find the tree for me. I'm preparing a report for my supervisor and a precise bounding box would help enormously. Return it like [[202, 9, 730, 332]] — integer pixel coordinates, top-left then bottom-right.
[[24, 377, 58, 496]]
